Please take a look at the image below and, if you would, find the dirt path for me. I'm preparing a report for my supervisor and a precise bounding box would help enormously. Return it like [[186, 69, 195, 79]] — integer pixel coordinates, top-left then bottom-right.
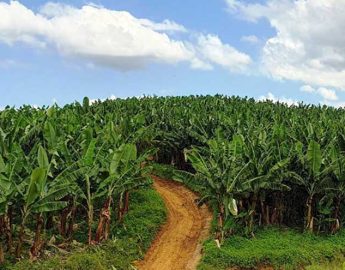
[[136, 176, 212, 270]]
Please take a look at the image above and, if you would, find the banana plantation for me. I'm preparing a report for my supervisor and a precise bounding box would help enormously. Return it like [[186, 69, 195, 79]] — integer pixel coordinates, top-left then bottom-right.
[[1, 95, 345, 265]]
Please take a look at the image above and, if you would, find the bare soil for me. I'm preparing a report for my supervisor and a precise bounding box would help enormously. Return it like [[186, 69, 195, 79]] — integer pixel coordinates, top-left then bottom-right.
[[136, 176, 212, 270]]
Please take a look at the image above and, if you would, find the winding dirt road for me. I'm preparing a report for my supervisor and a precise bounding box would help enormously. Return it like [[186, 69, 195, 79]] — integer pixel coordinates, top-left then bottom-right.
[[136, 176, 212, 270]]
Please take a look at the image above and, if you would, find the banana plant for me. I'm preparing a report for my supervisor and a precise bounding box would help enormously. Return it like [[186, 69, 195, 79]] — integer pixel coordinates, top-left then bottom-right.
[[243, 130, 291, 231], [15, 146, 70, 258], [185, 135, 252, 241], [74, 137, 105, 245], [0, 142, 30, 259], [291, 140, 332, 232], [0, 156, 16, 256], [94, 143, 154, 243], [324, 143, 345, 233]]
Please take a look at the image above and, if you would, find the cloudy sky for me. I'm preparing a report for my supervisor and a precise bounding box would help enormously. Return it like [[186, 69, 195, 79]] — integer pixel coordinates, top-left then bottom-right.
[[1, 0, 345, 107]]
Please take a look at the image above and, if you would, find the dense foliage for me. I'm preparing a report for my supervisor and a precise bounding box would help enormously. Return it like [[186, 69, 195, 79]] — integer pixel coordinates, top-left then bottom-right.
[[0, 97, 158, 264], [1, 95, 345, 266], [8, 188, 166, 270]]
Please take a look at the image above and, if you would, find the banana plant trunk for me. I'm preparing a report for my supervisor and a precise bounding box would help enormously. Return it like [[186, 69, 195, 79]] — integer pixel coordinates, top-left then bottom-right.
[[59, 206, 70, 238], [0, 216, 4, 233], [95, 197, 112, 243], [67, 200, 77, 239], [216, 204, 225, 242], [278, 195, 284, 226], [86, 175, 94, 245], [249, 193, 258, 235], [0, 242, 4, 265], [5, 207, 13, 252], [306, 195, 314, 232], [124, 191, 130, 214], [331, 197, 341, 233], [87, 204, 93, 245], [260, 198, 270, 225], [16, 218, 26, 258], [0, 211, 13, 252], [117, 192, 124, 222], [30, 213, 44, 260]]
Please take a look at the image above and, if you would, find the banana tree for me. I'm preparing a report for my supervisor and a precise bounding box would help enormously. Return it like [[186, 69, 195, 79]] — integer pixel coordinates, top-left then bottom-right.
[[292, 140, 331, 232], [0, 155, 11, 264], [0, 157, 16, 256], [75, 138, 104, 245], [15, 146, 70, 258], [324, 144, 345, 233], [94, 143, 154, 243], [0, 142, 30, 258], [243, 130, 291, 231], [185, 135, 251, 241]]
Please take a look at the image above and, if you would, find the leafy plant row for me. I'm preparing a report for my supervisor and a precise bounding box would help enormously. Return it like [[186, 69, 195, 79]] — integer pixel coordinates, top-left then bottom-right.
[[0, 97, 156, 264], [1, 95, 345, 265]]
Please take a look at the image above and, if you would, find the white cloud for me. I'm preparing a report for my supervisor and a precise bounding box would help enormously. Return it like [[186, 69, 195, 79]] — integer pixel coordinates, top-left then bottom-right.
[[258, 92, 298, 106], [0, 1, 48, 47], [139, 19, 187, 33], [39, 2, 76, 18], [317, 87, 338, 101], [0, 1, 251, 72], [300, 85, 338, 101], [190, 57, 213, 70], [227, 0, 345, 90], [0, 1, 190, 70], [194, 34, 252, 72], [241, 35, 260, 44], [300, 85, 315, 93]]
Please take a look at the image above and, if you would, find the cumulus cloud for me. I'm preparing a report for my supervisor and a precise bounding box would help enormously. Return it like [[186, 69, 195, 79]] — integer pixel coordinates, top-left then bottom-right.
[[317, 87, 338, 101], [300, 85, 338, 101], [241, 35, 260, 44], [194, 34, 252, 72], [300, 85, 315, 93], [258, 92, 298, 106], [0, 1, 251, 72], [227, 0, 345, 90]]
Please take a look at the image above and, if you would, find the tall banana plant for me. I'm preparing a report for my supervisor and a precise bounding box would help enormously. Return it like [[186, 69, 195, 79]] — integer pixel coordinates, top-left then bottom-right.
[[243, 130, 291, 231], [94, 143, 154, 243], [15, 146, 70, 258], [75, 138, 103, 245], [0, 155, 17, 257], [185, 135, 251, 241], [325, 143, 345, 233], [292, 140, 331, 232], [0, 156, 17, 264]]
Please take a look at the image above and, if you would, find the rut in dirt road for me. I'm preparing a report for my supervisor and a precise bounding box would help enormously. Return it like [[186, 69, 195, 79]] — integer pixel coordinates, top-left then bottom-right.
[[136, 176, 212, 270]]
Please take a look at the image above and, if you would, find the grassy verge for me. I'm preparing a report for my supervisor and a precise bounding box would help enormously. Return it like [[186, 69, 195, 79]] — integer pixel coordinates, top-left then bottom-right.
[[198, 227, 345, 270], [6, 187, 166, 270]]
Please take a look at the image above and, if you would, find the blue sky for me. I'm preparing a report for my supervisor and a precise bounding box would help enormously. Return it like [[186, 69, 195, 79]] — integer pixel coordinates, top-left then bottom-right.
[[0, 0, 344, 107]]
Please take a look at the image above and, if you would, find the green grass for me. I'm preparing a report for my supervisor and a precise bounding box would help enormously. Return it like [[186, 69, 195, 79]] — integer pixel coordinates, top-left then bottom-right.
[[198, 227, 345, 270], [306, 259, 345, 270], [6, 187, 166, 270]]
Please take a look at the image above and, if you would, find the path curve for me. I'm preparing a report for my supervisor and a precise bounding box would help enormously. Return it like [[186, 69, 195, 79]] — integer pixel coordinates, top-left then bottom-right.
[[136, 175, 212, 270]]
